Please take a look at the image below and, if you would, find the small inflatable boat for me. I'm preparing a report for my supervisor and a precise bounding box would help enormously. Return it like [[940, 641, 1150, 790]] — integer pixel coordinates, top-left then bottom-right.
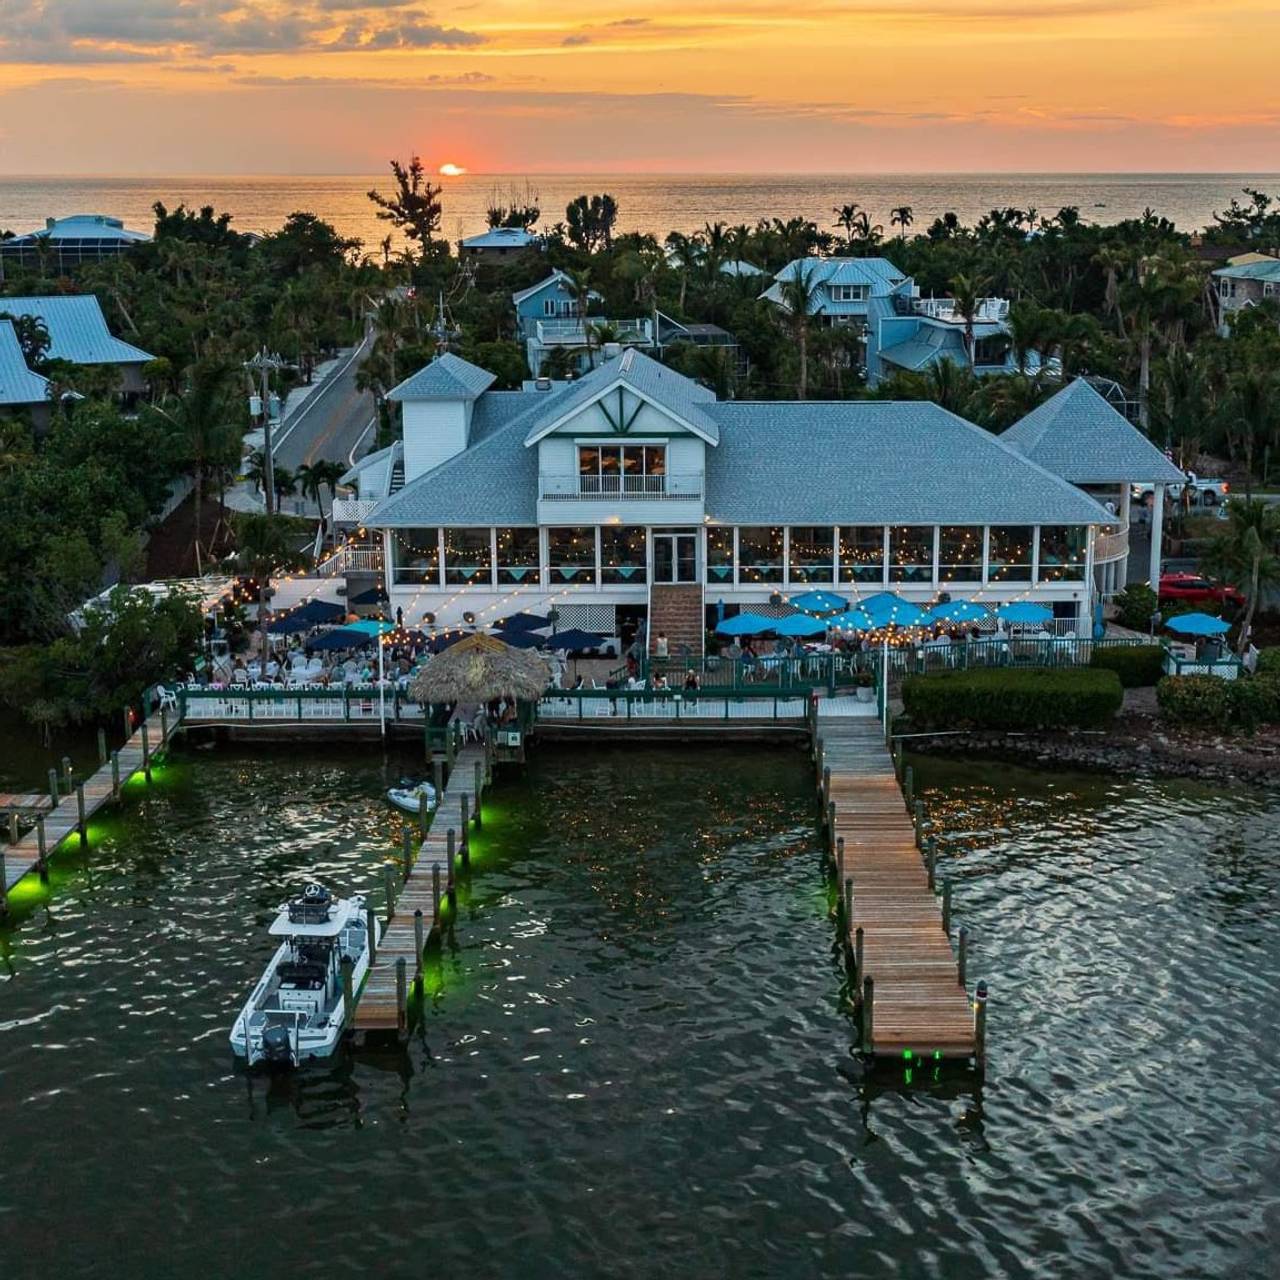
[[386, 782, 437, 814]]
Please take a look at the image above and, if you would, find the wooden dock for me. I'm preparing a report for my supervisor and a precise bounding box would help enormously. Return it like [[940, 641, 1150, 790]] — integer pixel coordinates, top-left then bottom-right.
[[815, 714, 980, 1062], [353, 739, 489, 1038], [1, 705, 178, 907]]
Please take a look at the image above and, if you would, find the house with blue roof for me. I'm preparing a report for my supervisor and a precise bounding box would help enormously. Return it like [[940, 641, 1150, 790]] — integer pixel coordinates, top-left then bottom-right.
[[338, 348, 1175, 654], [1211, 254, 1280, 334], [513, 270, 654, 376], [0, 214, 150, 272], [761, 257, 1029, 385], [0, 294, 154, 399], [460, 226, 540, 261], [0, 318, 52, 429]]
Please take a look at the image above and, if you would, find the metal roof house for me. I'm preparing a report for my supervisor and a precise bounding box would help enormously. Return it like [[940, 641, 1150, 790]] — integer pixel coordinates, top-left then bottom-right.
[[1211, 255, 1280, 335], [0, 318, 52, 428], [459, 226, 540, 260], [1002, 378, 1186, 598], [760, 257, 1028, 385], [0, 295, 154, 397], [335, 347, 1169, 652], [0, 214, 150, 271]]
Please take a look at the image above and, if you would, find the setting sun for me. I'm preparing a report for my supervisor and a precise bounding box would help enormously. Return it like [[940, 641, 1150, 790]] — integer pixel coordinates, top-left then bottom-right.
[[439, 163, 467, 177]]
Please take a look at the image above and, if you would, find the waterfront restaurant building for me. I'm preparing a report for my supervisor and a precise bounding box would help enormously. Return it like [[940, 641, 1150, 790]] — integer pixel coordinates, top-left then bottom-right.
[[343, 349, 1160, 654]]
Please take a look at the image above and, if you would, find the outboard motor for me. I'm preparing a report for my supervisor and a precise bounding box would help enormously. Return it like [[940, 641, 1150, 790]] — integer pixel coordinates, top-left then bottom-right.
[[260, 1025, 294, 1068], [288, 882, 333, 924]]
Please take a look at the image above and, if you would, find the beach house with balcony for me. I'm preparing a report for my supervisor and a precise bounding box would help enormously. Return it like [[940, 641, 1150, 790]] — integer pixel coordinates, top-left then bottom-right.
[[513, 269, 654, 376], [460, 226, 540, 261], [1001, 378, 1185, 599], [760, 257, 1028, 385], [1211, 254, 1280, 335], [338, 347, 1182, 655]]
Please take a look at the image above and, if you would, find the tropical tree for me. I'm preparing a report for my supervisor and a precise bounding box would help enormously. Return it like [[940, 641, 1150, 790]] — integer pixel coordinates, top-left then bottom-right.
[[367, 155, 444, 263], [948, 272, 988, 368], [891, 205, 914, 240], [232, 513, 306, 674], [833, 203, 861, 244], [1200, 499, 1280, 653], [777, 262, 821, 399]]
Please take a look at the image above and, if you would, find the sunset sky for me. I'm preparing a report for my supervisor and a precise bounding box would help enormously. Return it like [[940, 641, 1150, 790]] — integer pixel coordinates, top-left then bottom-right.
[[1, 0, 1278, 174]]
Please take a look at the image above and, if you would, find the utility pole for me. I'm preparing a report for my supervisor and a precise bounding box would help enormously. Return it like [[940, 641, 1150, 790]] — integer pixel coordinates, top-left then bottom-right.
[[244, 347, 284, 515]]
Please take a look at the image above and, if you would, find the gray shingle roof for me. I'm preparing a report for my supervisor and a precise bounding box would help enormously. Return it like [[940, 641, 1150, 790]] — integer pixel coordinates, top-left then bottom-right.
[[387, 352, 497, 402], [878, 339, 945, 371], [521, 348, 720, 444], [702, 400, 1111, 525], [0, 295, 152, 365], [0, 319, 50, 406], [1000, 379, 1185, 485]]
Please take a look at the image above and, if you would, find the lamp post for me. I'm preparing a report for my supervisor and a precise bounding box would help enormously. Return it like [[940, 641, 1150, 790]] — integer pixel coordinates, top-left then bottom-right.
[[244, 347, 285, 515]]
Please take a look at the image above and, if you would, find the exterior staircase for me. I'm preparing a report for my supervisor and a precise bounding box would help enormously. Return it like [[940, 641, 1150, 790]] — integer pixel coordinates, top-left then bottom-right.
[[648, 583, 705, 659]]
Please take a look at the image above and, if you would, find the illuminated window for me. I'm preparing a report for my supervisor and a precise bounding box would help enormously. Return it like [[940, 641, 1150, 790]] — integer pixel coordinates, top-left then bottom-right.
[[443, 528, 493, 586], [600, 525, 647, 585], [838, 526, 884, 584], [737, 526, 784, 584], [547, 527, 597, 584], [1037, 526, 1087, 582], [788, 527, 835, 583], [938, 526, 984, 584], [988, 526, 1033, 582], [889, 526, 934, 583], [706, 527, 734, 584], [392, 528, 440, 586], [496, 527, 540, 586]]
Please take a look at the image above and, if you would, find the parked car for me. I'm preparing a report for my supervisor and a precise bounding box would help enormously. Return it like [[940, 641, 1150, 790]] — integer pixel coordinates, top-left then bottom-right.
[[1158, 573, 1244, 607], [1132, 474, 1230, 507]]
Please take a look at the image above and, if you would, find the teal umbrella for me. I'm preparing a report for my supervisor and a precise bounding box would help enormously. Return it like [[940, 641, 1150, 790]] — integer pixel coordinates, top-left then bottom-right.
[[1165, 612, 1230, 637], [789, 590, 848, 615], [774, 613, 827, 637], [716, 612, 777, 636], [929, 600, 988, 624]]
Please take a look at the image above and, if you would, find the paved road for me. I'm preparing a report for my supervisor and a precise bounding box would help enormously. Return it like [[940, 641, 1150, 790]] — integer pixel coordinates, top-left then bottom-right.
[[272, 336, 376, 474]]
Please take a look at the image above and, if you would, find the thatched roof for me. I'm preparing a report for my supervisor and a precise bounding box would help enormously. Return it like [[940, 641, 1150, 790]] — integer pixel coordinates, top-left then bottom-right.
[[409, 632, 550, 704]]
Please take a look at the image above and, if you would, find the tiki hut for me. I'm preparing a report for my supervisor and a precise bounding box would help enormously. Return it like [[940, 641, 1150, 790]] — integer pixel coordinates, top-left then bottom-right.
[[409, 632, 550, 705]]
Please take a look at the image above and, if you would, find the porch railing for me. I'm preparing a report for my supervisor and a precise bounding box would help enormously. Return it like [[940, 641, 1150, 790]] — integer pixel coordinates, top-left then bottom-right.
[[314, 543, 384, 577], [537, 690, 809, 722], [540, 472, 704, 501]]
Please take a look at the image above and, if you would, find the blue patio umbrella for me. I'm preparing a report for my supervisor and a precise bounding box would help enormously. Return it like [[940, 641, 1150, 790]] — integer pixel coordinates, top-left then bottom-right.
[[1164, 612, 1231, 637], [493, 628, 546, 650], [773, 612, 828, 637], [493, 611, 551, 633], [997, 602, 1054, 625], [270, 599, 346, 634], [715, 612, 777, 636], [309, 626, 375, 651], [827, 609, 877, 633], [789, 590, 848, 615], [343, 619, 397, 637], [928, 599, 988, 624], [347, 586, 386, 607], [858, 592, 930, 628]]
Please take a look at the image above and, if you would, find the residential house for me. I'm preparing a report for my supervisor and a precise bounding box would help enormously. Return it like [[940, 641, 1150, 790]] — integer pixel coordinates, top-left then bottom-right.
[[459, 227, 540, 261], [1211, 254, 1280, 334], [0, 318, 52, 429], [340, 348, 1169, 656], [760, 256, 1030, 385], [0, 294, 154, 400], [1, 214, 150, 273], [513, 270, 654, 376]]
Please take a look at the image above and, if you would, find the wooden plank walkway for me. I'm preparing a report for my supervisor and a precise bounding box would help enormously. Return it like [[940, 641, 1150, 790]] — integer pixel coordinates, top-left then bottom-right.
[[354, 741, 488, 1037], [1, 706, 177, 905], [816, 715, 978, 1061]]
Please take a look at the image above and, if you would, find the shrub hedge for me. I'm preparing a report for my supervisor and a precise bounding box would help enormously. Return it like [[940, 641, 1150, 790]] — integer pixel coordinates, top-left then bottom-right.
[[901, 667, 1123, 731], [1157, 674, 1280, 732], [1089, 645, 1166, 688], [1257, 648, 1280, 676]]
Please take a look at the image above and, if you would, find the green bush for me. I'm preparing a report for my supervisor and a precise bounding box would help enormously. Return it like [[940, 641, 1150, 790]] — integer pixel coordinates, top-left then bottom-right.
[[901, 667, 1123, 731], [1090, 645, 1166, 687], [1113, 583, 1159, 632], [1157, 673, 1280, 732], [1257, 648, 1280, 676]]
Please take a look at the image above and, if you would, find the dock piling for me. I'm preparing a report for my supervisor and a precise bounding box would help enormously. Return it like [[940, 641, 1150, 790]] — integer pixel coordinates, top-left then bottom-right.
[[62, 756, 73, 789], [433, 758, 444, 800], [414, 909, 424, 976], [48, 768, 60, 806], [836, 836, 845, 888], [926, 838, 936, 891], [97, 727, 107, 767], [822, 765, 831, 814], [76, 783, 87, 847], [854, 925, 864, 986], [460, 794, 470, 859], [417, 791, 429, 839], [160, 706, 169, 744], [473, 762, 483, 829], [431, 864, 442, 928], [942, 879, 952, 936], [958, 925, 969, 987], [843, 876, 853, 926], [904, 764, 914, 805], [0, 850, 6, 915], [861, 976, 875, 1053], [35, 816, 47, 880], [366, 906, 377, 965], [446, 830, 457, 909], [827, 801, 836, 856], [110, 751, 120, 800], [141, 724, 151, 781], [913, 799, 923, 841], [7, 810, 17, 844], [401, 825, 413, 871], [341, 956, 354, 1028], [395, 957, 408, 1035], [974, 980, 988, 1071]]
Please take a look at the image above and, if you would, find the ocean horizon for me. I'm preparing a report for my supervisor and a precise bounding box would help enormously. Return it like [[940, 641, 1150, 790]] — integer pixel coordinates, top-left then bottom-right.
[[3, 171, 1277, 249]]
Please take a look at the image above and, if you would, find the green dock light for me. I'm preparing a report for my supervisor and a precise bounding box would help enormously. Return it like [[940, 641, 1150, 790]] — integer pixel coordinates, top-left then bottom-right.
[[902, 1048, 913, 1061]]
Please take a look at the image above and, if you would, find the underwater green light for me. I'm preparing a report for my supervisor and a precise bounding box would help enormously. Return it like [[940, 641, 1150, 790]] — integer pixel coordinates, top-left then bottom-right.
[[902, 1048, 913, 1060]]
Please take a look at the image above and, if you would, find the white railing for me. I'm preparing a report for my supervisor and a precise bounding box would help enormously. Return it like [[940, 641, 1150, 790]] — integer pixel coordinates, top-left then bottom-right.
[[331, 498, 381, 525], [912, 297, 1010, 323], [534, 317, 654, 346], [314, 544, 384, 577], [1093, 524, 1130, 564], [540, 472, 704, 501], [538, 694, 808, 721]]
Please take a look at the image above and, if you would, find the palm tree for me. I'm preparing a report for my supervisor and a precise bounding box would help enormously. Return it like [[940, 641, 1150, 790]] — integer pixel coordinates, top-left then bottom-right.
[[567, 268, 596, 367], [295, 460, 325, 523], [664, 232, 700, 310], [153, 360, 237, 573], [948, 273, 988, 368], [1201, 499, 1280, 654], [272, 466, 298, 509], [833, 204, 860, 244], [777, 262, 821, 399], [891, 205, 914, 240], [232, 513, 305, 675]]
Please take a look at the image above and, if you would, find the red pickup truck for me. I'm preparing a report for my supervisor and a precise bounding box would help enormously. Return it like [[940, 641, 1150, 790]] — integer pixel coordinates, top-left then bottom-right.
[[1158, 573, 1244, 607]]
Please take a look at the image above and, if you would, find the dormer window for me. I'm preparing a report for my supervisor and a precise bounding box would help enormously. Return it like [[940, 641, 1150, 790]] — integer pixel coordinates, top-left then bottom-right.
[[578, 444, 666, 494], [829, 284, 868, 303], [543, 298, 557, 316]]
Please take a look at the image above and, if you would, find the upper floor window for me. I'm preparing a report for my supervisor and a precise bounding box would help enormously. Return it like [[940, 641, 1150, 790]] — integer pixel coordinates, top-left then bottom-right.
[[543, 298, 556, 316], [1265, 283, 1277, 298], [829, 284, 869, 303], [1220, 279, 1234, 299], [578, 445, 666, 494]]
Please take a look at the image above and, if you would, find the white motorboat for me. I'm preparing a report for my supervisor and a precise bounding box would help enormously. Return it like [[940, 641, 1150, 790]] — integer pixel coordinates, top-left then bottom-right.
[[386, 781, 437, 814], [229, 884, 379, 1068]]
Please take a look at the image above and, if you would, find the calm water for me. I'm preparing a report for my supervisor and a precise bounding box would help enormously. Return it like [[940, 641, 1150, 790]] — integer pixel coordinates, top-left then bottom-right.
[[1, 742, 1278, 1279], [3, 172, 1279, 247]]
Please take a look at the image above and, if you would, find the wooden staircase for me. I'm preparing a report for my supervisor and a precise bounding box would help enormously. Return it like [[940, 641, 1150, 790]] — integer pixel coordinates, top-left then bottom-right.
[[648, 583, 705, 659]]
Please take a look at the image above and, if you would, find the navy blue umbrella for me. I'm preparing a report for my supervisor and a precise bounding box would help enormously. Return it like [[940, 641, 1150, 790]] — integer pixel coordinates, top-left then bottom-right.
[[541, 628, 606, 653], [309, 626, 376, 651], [271, 599, 346, 634], [493, 611, 551, 633], [493, 628, 546, 650]]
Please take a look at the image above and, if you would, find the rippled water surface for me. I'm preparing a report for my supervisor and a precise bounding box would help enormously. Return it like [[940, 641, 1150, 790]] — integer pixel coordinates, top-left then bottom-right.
[[1, 743, 1277, 1279]]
